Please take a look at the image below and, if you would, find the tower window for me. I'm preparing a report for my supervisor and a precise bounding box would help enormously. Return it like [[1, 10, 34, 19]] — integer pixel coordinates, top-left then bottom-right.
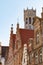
[[33, 18, 34, 24], [29, 17, 31, 24], [26, 22, 28, 24], [26, 18, 28, 24], [26, 18, 28, 20]]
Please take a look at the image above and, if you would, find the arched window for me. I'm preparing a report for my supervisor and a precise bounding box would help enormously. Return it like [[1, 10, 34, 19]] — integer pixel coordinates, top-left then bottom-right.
[[29, 17, 31, 24], [26, 18, 28, 24], [33, 18, 34, 24], [29, 53, 32, 63], [39, 48, 42, 63], [29, 52, 33, 64], [34, 52, 38, 64]]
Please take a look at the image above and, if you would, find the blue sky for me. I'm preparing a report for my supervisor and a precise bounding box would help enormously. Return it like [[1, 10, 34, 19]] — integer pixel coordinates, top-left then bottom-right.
[[0, 0, 43, 46]]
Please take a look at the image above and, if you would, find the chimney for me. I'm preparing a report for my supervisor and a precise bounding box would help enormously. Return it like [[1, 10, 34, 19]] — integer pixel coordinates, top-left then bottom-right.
[[41, 7, 43, 18]]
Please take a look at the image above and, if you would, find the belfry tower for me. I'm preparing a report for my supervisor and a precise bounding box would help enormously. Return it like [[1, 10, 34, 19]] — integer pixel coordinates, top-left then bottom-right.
[[24, 8, 36, 30]]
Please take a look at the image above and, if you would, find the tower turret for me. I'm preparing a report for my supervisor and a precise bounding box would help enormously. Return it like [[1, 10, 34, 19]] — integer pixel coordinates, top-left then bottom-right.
[[24, 8, 36, 30]]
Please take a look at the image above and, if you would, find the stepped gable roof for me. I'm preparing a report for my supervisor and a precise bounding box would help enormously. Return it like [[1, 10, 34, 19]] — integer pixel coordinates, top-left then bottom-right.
[[19, 29, 34, 45], [2, 46, 9, 57]]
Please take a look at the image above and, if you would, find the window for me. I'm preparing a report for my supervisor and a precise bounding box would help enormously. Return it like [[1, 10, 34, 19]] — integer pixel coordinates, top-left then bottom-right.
[[29, 17, 31, 24], [39, 48, 42, 63], [29, 53, 32, 63], [26, 18, 28, 24], [26, 21, 28, 24], [24, 58, 25, 63], [33, 18, 34, 21], [35, 52, 38, 64], [36, 31, 40, 44], [33, 18, 34, 24], [29, 53, 33, 64]]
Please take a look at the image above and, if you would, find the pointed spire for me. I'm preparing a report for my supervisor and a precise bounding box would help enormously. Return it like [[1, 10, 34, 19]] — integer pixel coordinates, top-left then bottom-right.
[[17, 17, 19, 29], [11, 24, 13, 34], [17, 22, 19, 30]]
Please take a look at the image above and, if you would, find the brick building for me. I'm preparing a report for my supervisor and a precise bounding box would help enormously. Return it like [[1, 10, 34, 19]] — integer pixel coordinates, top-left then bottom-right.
[[1, 7, 43, 65]]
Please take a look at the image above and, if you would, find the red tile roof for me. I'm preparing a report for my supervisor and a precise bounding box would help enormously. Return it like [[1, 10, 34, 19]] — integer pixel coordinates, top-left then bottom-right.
[[19, 29, 34, 45], [11, 28, 34, 49]]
